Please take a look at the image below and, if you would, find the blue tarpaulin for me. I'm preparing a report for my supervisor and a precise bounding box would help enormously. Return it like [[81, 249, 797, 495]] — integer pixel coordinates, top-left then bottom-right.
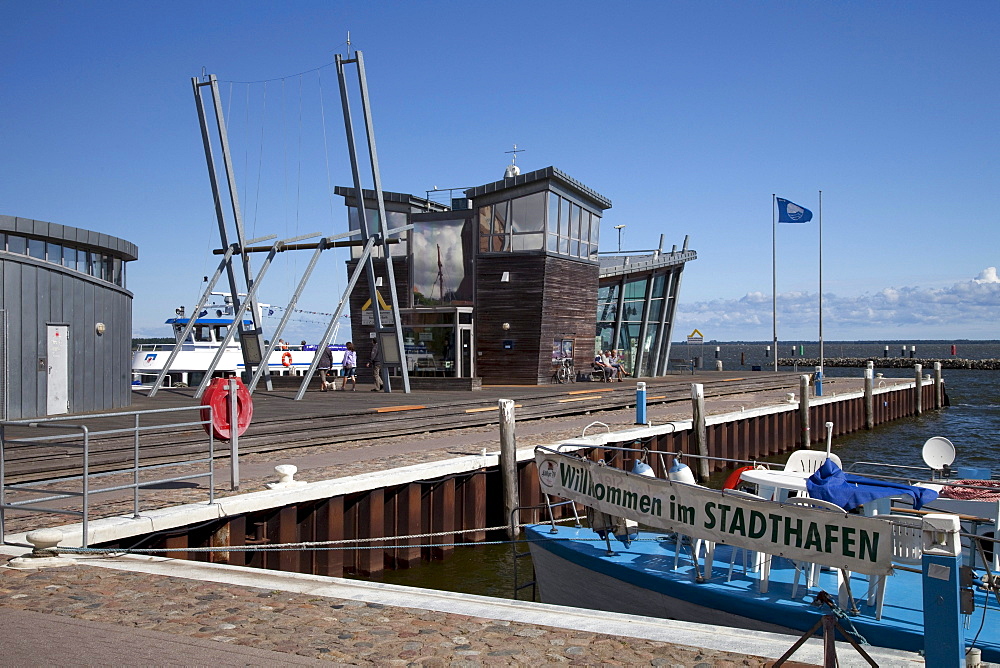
[[806, 459, 939, 511]]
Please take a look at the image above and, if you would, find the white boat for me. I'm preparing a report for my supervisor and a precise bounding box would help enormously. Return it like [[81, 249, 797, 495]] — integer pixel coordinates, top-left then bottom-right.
[[526, 444, 1000, 663], [132, 297, 344, 388]]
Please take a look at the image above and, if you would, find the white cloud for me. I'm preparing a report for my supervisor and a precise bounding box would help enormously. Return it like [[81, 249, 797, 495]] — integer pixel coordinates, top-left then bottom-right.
[[676, 268, 1000, 340], [974, 267, 999, 284]]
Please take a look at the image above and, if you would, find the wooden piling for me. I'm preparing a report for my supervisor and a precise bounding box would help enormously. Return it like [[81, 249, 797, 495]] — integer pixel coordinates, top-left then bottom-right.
[[691, 383, 709, 481], [499, 399, 518, 540], [864, 365, 874, 430], [934, 362, 943, 409], [914, 364, 923, 416]]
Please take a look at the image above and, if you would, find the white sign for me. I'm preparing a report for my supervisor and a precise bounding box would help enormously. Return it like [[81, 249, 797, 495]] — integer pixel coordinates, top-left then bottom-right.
[[686, 328, 704, 345], [535, 451, 893, 576], [361, 310, 393, 326]]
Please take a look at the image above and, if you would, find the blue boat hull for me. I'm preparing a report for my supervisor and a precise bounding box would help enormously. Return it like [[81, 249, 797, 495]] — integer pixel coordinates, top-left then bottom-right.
[[525, 524, 1000, 661]]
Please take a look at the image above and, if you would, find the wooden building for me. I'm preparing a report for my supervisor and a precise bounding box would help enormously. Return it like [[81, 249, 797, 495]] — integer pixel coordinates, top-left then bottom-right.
[[336, 166, 695, 386]]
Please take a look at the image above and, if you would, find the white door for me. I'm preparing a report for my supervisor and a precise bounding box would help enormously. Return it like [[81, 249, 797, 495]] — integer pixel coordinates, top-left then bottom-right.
[[46, 325, 69, 415]]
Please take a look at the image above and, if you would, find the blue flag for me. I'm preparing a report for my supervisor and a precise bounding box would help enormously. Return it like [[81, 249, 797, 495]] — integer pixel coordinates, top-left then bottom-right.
[[776, 197, 813, 223]]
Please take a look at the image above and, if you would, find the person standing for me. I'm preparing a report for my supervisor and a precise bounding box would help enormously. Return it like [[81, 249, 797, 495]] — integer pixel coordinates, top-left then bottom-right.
[[367, 338, 384, 392], [340, 341, 357, 391], [317, 345, 334, 391]]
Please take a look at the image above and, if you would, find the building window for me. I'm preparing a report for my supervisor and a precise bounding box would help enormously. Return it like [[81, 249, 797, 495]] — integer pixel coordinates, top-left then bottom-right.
[[28, 238, 45, 260]]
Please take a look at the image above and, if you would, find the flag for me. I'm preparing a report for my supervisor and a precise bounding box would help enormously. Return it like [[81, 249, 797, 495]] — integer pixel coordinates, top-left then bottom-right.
[[776, 197, 813, 223]]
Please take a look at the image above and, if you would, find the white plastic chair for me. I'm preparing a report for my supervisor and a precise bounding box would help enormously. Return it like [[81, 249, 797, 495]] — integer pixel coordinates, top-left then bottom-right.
[[719, 488, 771, 588], [785, 497, 849, 599], [784, 450, 842, 475], [869, 515, 924, 620]]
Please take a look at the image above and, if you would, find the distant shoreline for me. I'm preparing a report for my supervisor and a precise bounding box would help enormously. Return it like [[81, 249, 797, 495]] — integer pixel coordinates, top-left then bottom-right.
[[776, 357, 1000, 370]]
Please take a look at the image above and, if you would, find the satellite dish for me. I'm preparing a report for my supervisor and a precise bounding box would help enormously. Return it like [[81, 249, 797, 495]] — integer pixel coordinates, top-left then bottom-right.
[[922, 436, 956, 470]]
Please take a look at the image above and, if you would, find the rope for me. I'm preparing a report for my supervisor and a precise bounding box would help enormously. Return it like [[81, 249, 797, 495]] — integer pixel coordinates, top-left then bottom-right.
[[52, 521, 640, 556], [813, 590, 870, 646], [221, 61, 337, 86]]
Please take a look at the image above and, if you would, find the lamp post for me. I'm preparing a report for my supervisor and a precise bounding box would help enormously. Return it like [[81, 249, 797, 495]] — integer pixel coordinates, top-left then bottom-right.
[[613, 224, 625, 253]]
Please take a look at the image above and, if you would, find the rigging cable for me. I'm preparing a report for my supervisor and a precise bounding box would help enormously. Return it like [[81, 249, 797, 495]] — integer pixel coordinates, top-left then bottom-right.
[[251, 81, 269, 239]]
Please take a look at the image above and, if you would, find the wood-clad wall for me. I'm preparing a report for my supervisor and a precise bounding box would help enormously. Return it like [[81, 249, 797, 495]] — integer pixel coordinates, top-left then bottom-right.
[[474, 254, 598, 384]]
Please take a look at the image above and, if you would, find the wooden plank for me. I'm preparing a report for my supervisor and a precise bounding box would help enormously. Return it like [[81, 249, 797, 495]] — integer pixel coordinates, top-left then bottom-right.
[[392, 483, 422, 568], [356, 489, 385, 576], [278, 505, 297, 573], [461, 471, 487, 543], [315, 497, 344, 577], [557, 396, 599, 403], [465, 404, 521, 413], [373, 405, 427, 413], [430, 478, 455, 561]]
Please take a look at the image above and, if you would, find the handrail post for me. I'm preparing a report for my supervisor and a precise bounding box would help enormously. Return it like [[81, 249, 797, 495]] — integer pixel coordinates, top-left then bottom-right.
[[229, 378, 240, 491], [133, 413, 140, 518]]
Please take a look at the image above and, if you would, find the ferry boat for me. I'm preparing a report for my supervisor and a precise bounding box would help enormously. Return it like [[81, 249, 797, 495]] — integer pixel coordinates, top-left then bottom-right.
[[131, 296, 344, 388], [526, 444, 1000, 663]]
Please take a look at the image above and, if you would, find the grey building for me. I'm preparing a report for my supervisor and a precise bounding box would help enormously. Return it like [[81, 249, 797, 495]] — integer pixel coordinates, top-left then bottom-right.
[[0, 215, 138, 419]]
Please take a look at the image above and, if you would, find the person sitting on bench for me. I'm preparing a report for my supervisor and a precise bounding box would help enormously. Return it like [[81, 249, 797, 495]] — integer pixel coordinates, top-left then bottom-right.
[[593, 350, 613, 381]]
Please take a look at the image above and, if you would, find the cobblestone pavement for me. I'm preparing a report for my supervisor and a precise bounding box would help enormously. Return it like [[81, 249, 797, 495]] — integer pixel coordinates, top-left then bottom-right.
[[0, 555, 773, 666]]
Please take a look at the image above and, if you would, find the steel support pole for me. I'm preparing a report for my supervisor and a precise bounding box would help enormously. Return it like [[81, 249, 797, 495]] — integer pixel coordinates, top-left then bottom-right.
[[247, 229, 358, 393], [336, 54, 395, 393], [194, 232, 316, 398], [148, 244, 237, 397], [355, 51, 410, 393], [207, 75, 269, 386], [293, 237, 377, 400]]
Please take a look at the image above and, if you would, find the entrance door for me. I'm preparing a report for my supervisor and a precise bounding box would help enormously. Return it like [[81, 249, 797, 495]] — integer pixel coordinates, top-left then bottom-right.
[[46, 325, 69, 415], [459, 326, 473, 378]]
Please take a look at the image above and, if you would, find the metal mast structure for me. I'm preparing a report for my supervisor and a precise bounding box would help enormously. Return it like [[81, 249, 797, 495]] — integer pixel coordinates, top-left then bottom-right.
[[336, 50, 410, 393]]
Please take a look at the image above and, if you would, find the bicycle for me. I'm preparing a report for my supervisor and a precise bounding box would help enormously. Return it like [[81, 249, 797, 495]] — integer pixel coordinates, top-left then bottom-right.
[[554, 357, 576, 384]]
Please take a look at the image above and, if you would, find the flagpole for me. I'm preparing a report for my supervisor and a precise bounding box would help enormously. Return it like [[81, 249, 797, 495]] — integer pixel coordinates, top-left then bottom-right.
[[818, 190, 824, 375], [772, 193, 778, 373]]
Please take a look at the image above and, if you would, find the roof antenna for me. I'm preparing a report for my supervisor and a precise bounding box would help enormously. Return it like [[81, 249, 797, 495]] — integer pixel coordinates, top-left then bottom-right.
[[504, 144, 524, 178], [345, 31, 352, 58]]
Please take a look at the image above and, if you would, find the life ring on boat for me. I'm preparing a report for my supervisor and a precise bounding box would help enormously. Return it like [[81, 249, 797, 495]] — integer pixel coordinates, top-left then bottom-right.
[[723, 465, 757, 490], [281, 351, 293, 367], [200, 377, 253, 440]]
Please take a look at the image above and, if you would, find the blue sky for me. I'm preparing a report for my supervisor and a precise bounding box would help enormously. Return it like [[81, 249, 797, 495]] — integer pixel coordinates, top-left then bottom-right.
[[4, 1, 998, 342]]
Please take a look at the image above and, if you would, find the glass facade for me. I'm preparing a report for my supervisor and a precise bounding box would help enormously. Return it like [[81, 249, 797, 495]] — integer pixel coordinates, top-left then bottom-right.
[[410, 216, 474, 306], [0, 233, 127, 287], [596, 266, 682, 377], [399, 308, 473, 378], [347, 207, 410, 259], [479, 191, 599, 261]]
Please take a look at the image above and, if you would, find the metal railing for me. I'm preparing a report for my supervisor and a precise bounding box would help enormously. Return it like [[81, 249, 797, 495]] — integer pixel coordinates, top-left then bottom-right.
[[0, 405, 216, 547]]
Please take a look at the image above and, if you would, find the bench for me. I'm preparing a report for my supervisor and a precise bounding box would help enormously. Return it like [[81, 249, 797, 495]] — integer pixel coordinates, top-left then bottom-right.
[[669, 358, 694, 374]]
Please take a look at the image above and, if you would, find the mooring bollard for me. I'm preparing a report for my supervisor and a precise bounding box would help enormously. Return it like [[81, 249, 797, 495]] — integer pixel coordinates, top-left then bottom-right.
[[635, 382, 647, 425]]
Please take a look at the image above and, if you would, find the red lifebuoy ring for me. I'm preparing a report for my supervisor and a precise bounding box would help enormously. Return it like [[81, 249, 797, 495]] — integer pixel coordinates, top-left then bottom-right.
[[723, 465, 757, 490], [281, 351, 293, 367], [200, 377, 253, 440]]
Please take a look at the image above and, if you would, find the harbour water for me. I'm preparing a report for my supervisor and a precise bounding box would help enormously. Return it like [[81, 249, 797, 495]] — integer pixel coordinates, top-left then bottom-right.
[[360, 345, 1000, 601]]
